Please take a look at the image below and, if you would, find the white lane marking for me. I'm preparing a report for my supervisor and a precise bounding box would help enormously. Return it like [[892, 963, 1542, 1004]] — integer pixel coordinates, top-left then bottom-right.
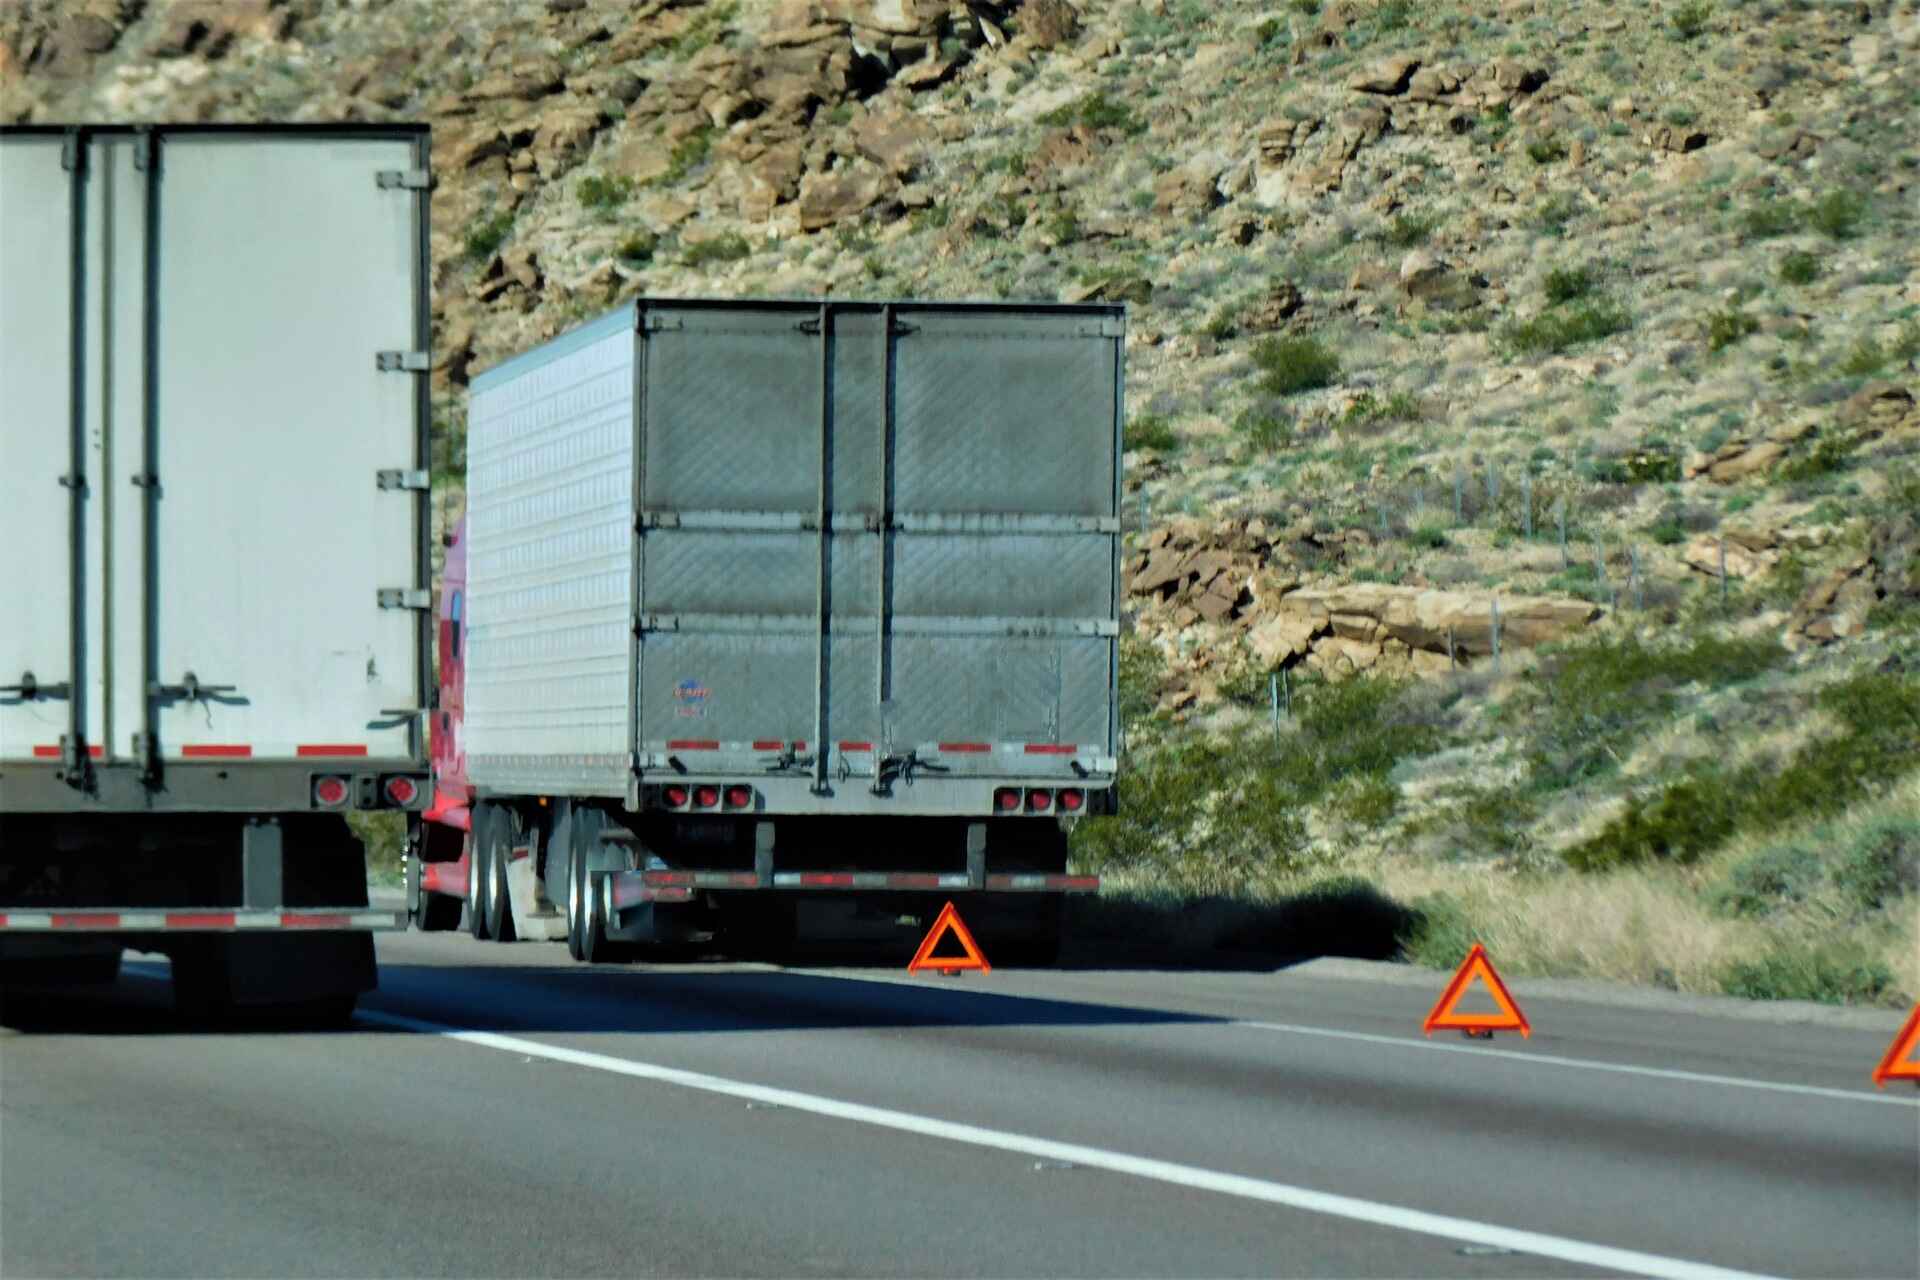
[[790, 969, 1916, 1109], [356, 1007, 1777, 1280], [1232, 1020, 1920, 1108]]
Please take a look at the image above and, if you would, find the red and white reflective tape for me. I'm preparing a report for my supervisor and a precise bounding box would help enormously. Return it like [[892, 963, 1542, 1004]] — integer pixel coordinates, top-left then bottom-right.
[[0, 908, 406, 932], [984, 874, 1100, 892], [24, 744, 375, 761]]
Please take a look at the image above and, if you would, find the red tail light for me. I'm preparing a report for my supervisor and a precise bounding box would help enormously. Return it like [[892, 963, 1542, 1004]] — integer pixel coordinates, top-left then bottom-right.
[[994, 788, 1021, 812], [384, 775, 419, 807], [1059, 788, 1084, 812], [1027, 789, 1053, 812], [663, 785, 689, 808], [693, 785, 720, 809], [724, 785, 753, 810], [313, 775, 349, 808]]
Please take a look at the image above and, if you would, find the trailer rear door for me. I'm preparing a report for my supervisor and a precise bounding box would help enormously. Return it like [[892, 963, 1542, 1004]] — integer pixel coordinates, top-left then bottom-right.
[[0, 128, 428, 780], [633, 301, 1121, 781]]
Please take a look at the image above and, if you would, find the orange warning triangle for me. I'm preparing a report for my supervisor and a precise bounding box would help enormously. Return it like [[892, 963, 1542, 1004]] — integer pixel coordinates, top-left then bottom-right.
[[907, 901, 991, 975], [1422, 942, 1531, 1039], [1870, 1003, 1920, 1087]]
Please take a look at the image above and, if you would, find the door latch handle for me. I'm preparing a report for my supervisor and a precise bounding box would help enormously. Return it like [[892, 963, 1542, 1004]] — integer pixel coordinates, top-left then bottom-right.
[[149, 671, 236, 702], [1, 671, 70, 700]]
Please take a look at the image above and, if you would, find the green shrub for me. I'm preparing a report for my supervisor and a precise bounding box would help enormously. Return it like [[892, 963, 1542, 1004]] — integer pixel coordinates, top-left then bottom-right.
[[1252, 335, 1340, 395], [576, 174, 633, 214], [1526, 137, 1568, 165], [682, 233, 751, 266], [659, 128, 715, 186], [1839, 337, 1889, 378], [1808, 189, 1865, 239], [615, 231, 658, 266], [1543, 266, 1594, 304], [1398, 892, 1481, 968], [1526, 632, 1787, 795], [1778, 250, 1819, 285], [1039, 91, 1147, 135], [1741, 199, 1799, 240], [1201, 307, 1239, 340], [463, 211, 514, 263], [1719, 940, 1894, 1005], [1711, 843, 1824, 917], [1234, 408, 1292, 450], [1831, 816, 1920, 911], [1564, 671, 1920, 870], [1288, 0, 1320, 14], [1341, 391, 1420, 425], [1499, 300, 1631, 356], [1671, 2, 1712, 40], [1649, 519, 1687, 546], [1125, 413, 1179, 451], [1707, 308, 1761, 353], [1778, 429, 1859, 482], [1072, 677, 1443, 895], [1384, 213, 1437, 247]]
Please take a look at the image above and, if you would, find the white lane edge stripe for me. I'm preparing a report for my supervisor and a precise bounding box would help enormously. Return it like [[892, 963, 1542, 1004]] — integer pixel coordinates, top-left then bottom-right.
[[355, 1007, 1779, 1280], [789, 969, 1915, 1109], [1232, 1019, 1920, 1108]]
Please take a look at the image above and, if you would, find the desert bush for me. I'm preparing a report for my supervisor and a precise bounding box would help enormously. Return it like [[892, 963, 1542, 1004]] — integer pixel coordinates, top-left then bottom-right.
[[616, 231, 658, 266], [1719, 939, 1895, 1005], [1234, 407, 1292, 450], [1543, 266, 1595, 304], [1711, 843, 1825, 917], [1040, 91, 1147, 135], [1831, 816, 1920, 911], [1526, 137, 1568, 165], [1808, 189, 1866, 240], [463, 211, 513, 263], [1252, 335, 1341, 395], [1071, 677, 1442, 894], [576, 174, 633, 214], [1524, 631, 1787, 794], [1384, 213, 1437, 247], [682, 233, 751, 266], [1777, 249, 1819, 284], [1341, 391, 1420, 425], [1707, 308, 1760, 353], [1564, 671, 1920, 871], [1397, 892, 1481, 967], [1740, 198, 1799, 240], [1125, 413, 1179, 452], [1499, 299, 1631, 356], [1671, 1, 1712, 39]]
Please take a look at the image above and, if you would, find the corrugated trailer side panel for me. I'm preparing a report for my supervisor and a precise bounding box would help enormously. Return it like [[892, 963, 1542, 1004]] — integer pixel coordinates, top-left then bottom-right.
[[464, 304, 636, 797]]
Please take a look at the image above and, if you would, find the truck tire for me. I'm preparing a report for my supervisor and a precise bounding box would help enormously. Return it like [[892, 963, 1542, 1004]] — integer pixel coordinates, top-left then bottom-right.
[[566, 806, 617, 964], [408, 850, 464, 932], [467, 805, 496, 941], [479, 806, 516, 943]]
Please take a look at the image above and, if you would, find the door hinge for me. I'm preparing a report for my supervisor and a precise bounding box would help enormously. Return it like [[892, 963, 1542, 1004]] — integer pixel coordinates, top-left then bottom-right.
[[61, 131, 85, 175], [377, 468, 430, 492], [132, 131, 154, 173], [378, 588, 431, 610], [1081, 316, 1127, 338], [58, 471, 84, 490], [375, 350, 430, 373], [376, 168, 433, 191], [639, 313, 682, 334], [2, 671, 71, 701]]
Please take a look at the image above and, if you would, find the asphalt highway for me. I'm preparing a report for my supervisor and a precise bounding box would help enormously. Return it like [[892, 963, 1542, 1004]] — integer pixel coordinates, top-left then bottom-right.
[[3, 927, 1915, 1278]]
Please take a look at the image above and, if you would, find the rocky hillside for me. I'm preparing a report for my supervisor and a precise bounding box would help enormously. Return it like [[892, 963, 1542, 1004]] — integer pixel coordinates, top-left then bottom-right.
[[7, 0, 1918, 998]]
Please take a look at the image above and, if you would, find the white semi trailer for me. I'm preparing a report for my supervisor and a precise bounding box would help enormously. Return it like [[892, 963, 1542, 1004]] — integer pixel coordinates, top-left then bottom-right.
[[0, 124, 435, 1021], [414, 298, 1123, 963]]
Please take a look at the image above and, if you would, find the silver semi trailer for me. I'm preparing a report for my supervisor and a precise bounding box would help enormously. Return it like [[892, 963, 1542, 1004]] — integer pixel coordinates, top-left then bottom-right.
[[441, 298, 1123, 963], [0, 125, 434, 1020]]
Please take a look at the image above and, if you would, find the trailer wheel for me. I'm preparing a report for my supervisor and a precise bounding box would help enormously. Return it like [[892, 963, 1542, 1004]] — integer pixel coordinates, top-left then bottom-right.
[[467, 805, 496, 941], [566, 805, 617, 964], [479, 806, 517, 943]]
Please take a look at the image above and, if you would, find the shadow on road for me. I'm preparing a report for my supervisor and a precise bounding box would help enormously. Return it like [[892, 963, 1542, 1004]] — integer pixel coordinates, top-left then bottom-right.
[[1, 956, 1230, 1039]]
